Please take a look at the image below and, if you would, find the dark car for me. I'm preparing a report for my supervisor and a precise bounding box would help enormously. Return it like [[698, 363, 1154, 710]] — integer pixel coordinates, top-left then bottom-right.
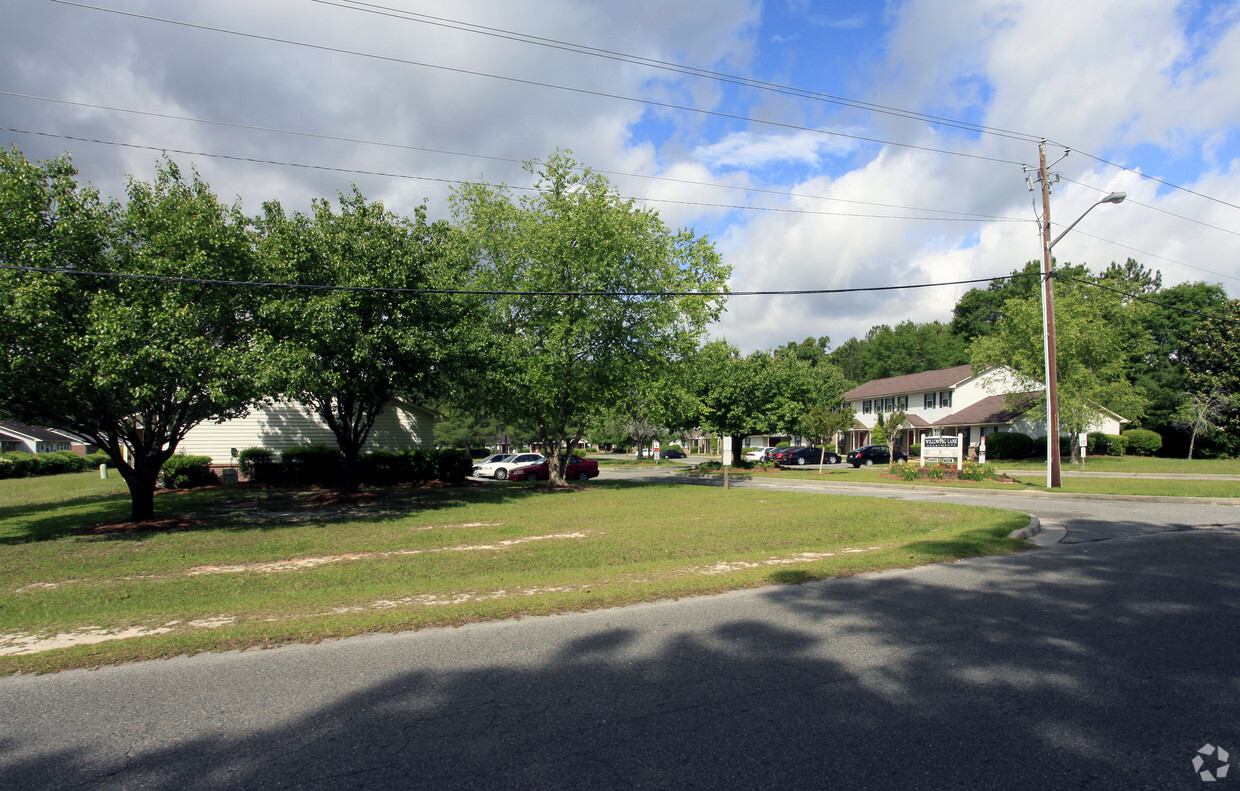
[[508, 455, 600, 482], [659, 448, 687, 459], [782, 446, 841, 466], [767, 447, 793, 464], [846, 445, 908, 467]]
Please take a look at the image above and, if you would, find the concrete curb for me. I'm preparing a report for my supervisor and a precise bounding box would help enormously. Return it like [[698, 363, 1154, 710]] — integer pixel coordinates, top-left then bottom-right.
[[1008, 517, 1041, 541]]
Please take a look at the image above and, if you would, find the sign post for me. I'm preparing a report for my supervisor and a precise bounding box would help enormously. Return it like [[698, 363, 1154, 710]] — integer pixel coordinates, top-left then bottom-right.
[[979, 436, 987, 465], [1078, 432, 1088, 469], [722, 436, 733, 490]]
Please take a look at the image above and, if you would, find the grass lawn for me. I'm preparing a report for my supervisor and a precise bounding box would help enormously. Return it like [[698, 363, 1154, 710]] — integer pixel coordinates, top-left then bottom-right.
[[0, 472, 1029, 674], [993, 456, 1240, 474], [685, 466, 1239, 498]]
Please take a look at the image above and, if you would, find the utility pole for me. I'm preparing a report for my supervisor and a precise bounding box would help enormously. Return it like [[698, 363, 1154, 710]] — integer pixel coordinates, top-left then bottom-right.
[[1037, 141, 1063, 488]]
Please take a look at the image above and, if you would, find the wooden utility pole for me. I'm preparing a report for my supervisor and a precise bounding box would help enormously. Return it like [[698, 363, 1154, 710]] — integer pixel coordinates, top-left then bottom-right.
[[1038, 141, 1063, 488]]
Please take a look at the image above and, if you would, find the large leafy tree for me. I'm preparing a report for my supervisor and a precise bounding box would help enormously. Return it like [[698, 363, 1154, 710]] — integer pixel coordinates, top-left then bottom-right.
[[257, 187, 479, 490], [692, 340, 848, 454], [970, 269, 1150, 461], [450, 153, 729, 485], [1180, 298, 1240, 457], [0, 150, 262, 520], [826, 320, 967, 383]]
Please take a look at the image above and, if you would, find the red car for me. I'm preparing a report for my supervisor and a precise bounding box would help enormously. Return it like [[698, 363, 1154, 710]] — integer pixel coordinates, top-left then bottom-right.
[[507, 455, 599, 482]]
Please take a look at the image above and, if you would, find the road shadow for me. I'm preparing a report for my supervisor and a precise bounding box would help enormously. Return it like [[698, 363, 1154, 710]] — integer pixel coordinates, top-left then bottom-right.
[[3, 526, 1237, 789]]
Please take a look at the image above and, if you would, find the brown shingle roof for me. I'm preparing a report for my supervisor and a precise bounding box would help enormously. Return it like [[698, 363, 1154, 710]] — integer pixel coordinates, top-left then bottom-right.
[[931, 392, 1040, 427], [843, 364, 976, 400], [0, 420, 72, 443]]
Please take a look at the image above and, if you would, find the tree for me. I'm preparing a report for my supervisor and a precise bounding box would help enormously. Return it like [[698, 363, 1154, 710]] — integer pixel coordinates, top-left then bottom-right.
[[1173, 391, 1231, 460], [971, 269, 1150, 463], [0, 150, 262, 520], [871, 412, 889, 447], [257, 187, 479, 491], [950, 260, 1089, 344], [803, 404, 855, 472], [1180, 298, 1240, 457], [692, 340, 847, 456], [884, 408, 907, 459], [826, 320, 967, 383], [450, 152, 729, 486]]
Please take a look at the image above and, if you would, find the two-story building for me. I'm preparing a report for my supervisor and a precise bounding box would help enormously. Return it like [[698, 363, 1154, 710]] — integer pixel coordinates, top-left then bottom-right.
[[840, 364, 1126, 454]]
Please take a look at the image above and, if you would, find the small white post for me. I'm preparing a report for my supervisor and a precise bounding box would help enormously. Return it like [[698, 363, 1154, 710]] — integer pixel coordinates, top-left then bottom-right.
[[99, 463, 108, 479], [957, 433, 965, 471]]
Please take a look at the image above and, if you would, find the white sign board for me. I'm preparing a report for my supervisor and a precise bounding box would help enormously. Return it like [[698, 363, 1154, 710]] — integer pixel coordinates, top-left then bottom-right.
[[920, 434, 965, 470], [721, 436, 733, 466]]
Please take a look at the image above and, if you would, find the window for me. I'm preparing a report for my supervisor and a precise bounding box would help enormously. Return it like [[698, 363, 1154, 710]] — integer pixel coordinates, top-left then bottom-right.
[[897, 396, 908, 411], [862, 400, 872, 414], [939, 391, 952, 408], [924, 392, 936, 409], [884, 397, 895, 412]]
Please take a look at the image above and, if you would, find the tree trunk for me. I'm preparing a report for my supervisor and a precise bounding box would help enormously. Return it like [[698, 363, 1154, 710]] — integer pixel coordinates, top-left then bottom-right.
[[117, 461, 160, 522]]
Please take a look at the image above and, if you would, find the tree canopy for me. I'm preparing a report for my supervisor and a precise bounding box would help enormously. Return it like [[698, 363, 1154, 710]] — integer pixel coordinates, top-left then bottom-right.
[[450, 152, 730, 485], [0, 150, 262, 519]]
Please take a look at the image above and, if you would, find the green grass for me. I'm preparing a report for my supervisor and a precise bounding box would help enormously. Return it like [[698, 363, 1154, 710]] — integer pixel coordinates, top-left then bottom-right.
[[993, 456, 1240, 474], [0, 472, 1028, 673], [686, 462, 1239, 498]]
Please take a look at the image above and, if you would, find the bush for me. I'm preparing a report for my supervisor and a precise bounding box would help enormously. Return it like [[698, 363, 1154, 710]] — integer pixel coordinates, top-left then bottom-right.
[[237, 447, 281, 483], [160, 454, 218, 489], [775, 441, 790, 448], [985, 432, 1034, 460], [696, 460, 722, 471], [1123, 428, 1163, 457], [959, 461, 997, 482], [359, 448, 415, 484], [280, 444, 343, 485], [84, 451, 113, 470], [38, 450, 88, 475], [1104, 433, 1128, 456], [909, 443, 921, 458], [895, 461, 920, 481], [434, 448, 473, 483]]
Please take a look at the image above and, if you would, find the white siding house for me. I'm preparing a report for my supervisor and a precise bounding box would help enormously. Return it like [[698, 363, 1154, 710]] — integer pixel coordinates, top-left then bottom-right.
[[841, 364, 1126, 454], [0, 421, 77, 454], [178, 398, 435, 466]]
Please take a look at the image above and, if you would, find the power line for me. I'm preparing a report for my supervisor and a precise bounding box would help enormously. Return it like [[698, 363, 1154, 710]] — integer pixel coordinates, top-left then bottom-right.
[[0, 92, 1027, 223], [1058, 175, 1240, 238], [48, 0, 1028, 168], [0, 126, 1023, 223], [0, 263, 1039, 298], [1052, 142, 1240, 213], [1056, 273, 1240, 324], [313, 0, 1044, 144]]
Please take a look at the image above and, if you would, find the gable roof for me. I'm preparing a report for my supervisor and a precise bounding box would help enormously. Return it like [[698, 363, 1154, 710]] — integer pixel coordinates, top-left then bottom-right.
[[843, 364, 976, 401], [0, 420, 73, 443], [932, 393, 1039, 427]]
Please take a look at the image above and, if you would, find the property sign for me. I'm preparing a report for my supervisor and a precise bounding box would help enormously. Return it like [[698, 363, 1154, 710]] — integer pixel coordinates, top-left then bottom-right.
[[920, 433, 965, 470], [721, 436, 733, 466]]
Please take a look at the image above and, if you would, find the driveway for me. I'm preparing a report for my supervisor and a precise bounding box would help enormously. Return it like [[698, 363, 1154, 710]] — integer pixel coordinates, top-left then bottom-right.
[[2, 476, 1237, 789]]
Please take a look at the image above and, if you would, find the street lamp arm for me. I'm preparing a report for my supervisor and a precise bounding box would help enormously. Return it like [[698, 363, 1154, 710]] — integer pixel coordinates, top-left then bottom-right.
[[1048, 191, 1126, 250]]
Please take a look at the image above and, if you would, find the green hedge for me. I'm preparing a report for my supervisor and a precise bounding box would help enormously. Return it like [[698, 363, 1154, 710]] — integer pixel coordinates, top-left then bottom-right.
[[984, 432, 1034, 460], [0, 450, 91, 479], [236, 446, 472, 486], [1122, 428, 1163, 456], [160, 454, 218, 489]]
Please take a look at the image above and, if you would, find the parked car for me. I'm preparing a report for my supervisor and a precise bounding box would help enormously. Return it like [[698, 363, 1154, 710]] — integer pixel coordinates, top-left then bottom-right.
[[768, 447, 796, 464], [846, 445, 907, 467], [473, 453, 546, 479], [745, 446, 776, 462], [475, 453, 510, 466], [782, 447, 841, 466], [508, 455, 599, 482], [659, 448, 687, 459]]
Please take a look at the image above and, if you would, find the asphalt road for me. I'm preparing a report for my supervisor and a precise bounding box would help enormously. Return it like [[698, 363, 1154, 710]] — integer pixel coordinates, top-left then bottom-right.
[[2, 479, 1237, 790]]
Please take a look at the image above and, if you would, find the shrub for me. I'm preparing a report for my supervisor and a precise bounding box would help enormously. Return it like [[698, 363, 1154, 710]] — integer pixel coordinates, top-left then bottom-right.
[[39, 450, 88, 475], [84, 451, 113, 469], [237, 447, 280, 483], [280, 444, 343, 485], [0, 452, 38, 478], [359, 448, 414, 484], [696, 460, 722, 471], [434, 448, 473, 483], [1086, 432, 1109, 456], [1104, 433, 1128, 456], [1123, 428, 1163, 457], [0, 456, 17, 479], [959, 461, 998, 481], [775, 441, 790, 448], [160, 454, 218, 489], [909, 443, 922, 458], [985, 431, 1034, 460]]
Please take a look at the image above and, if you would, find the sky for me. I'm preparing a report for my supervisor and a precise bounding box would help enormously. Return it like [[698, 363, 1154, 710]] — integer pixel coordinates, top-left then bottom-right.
[[4, 0, 1239, 353]]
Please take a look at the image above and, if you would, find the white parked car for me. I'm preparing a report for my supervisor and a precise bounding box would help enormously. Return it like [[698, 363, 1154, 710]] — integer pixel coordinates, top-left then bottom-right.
[[745, 446, 775, 462], [473, 453, 546, 480]]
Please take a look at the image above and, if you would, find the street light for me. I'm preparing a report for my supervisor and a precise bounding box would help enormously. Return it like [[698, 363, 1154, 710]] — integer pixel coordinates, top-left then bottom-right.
[[1036, 142, 1126, 488]]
